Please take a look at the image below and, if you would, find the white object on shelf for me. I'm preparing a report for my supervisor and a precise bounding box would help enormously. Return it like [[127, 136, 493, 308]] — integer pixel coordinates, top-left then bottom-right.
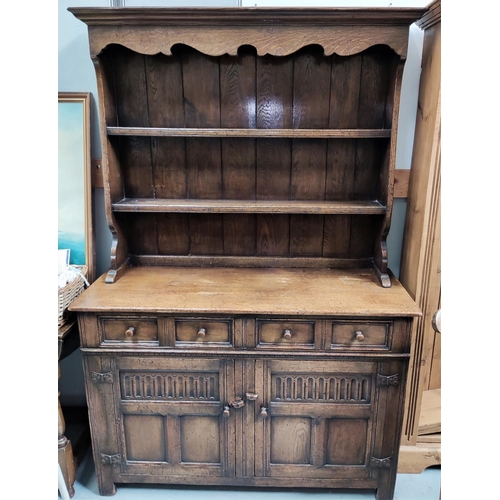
[[58, 249, 70, 275]]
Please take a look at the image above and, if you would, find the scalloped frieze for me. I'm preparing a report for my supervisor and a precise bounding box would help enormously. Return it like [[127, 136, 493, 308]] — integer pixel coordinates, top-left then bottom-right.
[[89, 25, 408, 58]]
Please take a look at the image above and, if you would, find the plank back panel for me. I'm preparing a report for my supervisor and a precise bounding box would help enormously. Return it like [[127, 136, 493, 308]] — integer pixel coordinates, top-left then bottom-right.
[[324, 53, 361, 258], [220, 46, 257, 255], [102, 44, 399, 267], [255, 54, 293, 257], [145, 52, 187, 199], [181, 46, 224, 255], [290, 46, 331, 257]]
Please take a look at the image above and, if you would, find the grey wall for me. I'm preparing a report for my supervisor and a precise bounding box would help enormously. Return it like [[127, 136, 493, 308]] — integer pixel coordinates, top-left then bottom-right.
[[58, 0, 423, 406]]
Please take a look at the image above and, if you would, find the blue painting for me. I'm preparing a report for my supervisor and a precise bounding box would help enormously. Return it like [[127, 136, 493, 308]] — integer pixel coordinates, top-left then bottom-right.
[[58, 98, 88, 266]]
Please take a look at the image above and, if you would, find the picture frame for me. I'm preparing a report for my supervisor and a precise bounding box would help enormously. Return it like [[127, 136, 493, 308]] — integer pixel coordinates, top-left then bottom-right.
[[58, 92, 95, 283]]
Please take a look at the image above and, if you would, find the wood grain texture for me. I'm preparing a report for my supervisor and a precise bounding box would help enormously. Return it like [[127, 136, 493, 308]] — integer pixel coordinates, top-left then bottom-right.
[[324, 53, 361, 258], [112, 199, 386, 214], [181, 47, 224, 256], [69, 266, 420, 317], [131, 255, 372, 269], [255, 54, 293, 257], [398, 443, 440, 474], [290, 46, 330, 257], [399, 20, 441, 448], [107, 127, 391, 138], [85, 24, 413, 59], [220, 47, 257, 255], [92, 164, 411, 198], [70, 7, 427, 26], [92, 53, 128, 279], [417, 388, 440, 435], [145, 52, 187, 199], [71, 9, 420, 498]]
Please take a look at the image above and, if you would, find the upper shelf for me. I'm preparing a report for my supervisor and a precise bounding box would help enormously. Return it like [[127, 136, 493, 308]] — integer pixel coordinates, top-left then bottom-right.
[[112, 198, 386, 215], [107, 127, 392, 139]]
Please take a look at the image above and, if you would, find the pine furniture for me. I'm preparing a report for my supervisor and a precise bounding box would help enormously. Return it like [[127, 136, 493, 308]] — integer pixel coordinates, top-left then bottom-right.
[[398, 0, 441, 473], [68, 6, 425, 499]]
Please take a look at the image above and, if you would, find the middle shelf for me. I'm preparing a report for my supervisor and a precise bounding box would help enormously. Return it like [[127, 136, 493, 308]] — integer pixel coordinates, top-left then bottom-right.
[[112, 198, 387, 214], [107, 127, 392, 139]]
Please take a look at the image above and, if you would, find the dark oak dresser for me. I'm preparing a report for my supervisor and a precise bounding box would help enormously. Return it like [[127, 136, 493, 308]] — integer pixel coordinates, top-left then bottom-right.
[[68, 6, 425, 499]]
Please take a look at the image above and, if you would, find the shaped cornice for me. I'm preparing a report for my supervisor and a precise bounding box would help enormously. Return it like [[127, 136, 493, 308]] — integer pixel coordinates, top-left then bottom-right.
[[69, 7, 427, 59]]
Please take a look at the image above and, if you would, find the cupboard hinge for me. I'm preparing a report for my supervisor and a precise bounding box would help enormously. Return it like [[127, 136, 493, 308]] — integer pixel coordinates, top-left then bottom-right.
[[377, 374, 399, 386], [371, 456, 392, 468], [91, 371, 114, 384], [100, 453, 121, 465]]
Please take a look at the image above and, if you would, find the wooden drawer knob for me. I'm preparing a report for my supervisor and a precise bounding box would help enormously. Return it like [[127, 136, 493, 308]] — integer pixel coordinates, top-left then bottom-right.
[[260, 407, 268, 418], [355, 330, 365, 342], [125, 327, 135, 338], [197, 327, 207, 338], [283, 329, 292, 340], [223, 406, 230, 418]]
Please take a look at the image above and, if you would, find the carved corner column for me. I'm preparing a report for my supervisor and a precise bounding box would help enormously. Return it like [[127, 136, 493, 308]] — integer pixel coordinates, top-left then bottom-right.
[[398, 0, 441, 473]]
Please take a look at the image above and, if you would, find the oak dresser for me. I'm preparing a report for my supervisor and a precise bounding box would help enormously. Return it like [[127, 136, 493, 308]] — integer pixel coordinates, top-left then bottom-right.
[[68, 6, 425, 499]]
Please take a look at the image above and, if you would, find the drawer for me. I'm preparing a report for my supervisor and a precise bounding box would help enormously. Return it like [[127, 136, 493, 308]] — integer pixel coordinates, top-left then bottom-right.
[[331, 322, 390, 350], [175, 318, 233, 346], [257, 319, 316, 348], [100, 317, 159, 345]]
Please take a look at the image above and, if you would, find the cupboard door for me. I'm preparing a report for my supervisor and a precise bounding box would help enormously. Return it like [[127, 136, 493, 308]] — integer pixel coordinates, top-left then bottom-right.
[[254, 359, 383, 479], [114, 356, 236, 478]]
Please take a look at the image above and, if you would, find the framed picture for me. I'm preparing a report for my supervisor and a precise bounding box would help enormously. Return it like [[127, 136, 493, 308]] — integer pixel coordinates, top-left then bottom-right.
[[58, 92, 94, 282]]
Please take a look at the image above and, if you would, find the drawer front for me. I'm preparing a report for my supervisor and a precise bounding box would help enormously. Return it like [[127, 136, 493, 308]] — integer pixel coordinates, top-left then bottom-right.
[[257, 319, 316, 348], [175, 318, 233, 346], [100, 317, 159, 344], [331, 322, 390, 350]]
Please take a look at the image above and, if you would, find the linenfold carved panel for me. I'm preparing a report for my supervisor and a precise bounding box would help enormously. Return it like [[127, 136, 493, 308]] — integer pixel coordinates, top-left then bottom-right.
[[272, 374, 371, 403], [120, 371, 219, 401]]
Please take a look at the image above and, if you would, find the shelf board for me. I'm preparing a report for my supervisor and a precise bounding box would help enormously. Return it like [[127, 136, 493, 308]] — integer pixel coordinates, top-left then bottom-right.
[[107, 127, 391, 139], [112, 198, 386, 215]]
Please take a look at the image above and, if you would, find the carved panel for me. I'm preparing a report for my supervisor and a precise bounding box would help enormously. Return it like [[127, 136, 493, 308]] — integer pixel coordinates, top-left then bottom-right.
[[272, 374, 371, 403], [120, 371, 219, 401]]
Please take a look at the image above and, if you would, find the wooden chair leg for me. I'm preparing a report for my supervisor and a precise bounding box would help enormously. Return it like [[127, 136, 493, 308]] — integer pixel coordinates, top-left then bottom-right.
[[58, 364, 76, 498]]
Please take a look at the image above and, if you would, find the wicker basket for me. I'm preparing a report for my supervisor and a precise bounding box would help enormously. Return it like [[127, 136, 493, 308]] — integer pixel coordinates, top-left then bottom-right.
[[58, 265, 88, 327]]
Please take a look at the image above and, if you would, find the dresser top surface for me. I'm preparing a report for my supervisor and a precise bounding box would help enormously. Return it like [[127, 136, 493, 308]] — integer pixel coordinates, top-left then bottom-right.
[[69, 267, 420, 317]]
